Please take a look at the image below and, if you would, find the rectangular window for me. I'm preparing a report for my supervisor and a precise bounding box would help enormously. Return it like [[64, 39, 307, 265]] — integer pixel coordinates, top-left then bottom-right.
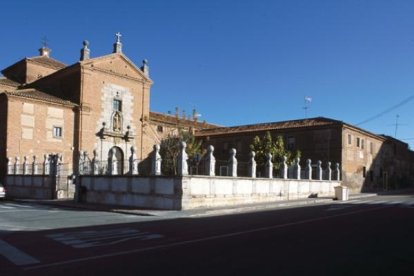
[[370, 142, 374, 154], [53, 126, 62, 138], [348, 134, 352, 145], [361, 139, 364, 149], [356, 137, 360, 148], [113, 99, 122, 112], [157, 125, 164, 132]]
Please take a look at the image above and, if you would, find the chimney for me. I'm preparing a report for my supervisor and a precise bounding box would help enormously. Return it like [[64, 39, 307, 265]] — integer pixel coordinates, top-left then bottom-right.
[[113, 32, 122, 53], [39, 46, 51, 57], [80, 40, 90, 61]]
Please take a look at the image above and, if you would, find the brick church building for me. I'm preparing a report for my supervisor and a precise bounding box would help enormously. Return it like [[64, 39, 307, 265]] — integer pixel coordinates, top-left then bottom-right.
[[0, 34, 211, 185]]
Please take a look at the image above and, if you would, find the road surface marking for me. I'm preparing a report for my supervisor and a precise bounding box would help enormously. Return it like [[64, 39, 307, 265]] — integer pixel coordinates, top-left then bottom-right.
[[25, 205, 387, 271], [0, 239, 40, 266], [47, 228, 163, 248]]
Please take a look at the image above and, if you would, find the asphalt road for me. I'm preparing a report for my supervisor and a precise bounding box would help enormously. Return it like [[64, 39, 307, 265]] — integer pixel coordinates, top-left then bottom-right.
[[1, 193, 414, 276]]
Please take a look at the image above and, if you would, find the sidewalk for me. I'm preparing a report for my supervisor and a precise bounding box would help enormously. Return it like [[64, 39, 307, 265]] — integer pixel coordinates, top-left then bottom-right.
[[14, 192, 377, 218]]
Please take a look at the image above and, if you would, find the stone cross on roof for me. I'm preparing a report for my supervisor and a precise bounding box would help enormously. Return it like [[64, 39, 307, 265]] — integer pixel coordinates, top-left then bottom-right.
[[113, 32, 123, 53], [115, 32, 122, 43]]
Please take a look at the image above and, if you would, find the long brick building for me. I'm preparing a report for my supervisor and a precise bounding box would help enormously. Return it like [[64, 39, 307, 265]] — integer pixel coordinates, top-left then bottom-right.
[[195, 117, 414, 193]]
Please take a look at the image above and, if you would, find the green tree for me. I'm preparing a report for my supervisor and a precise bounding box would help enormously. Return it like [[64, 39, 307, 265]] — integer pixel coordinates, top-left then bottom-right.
[[249, 131, 301, 173], [160, 129, 204, 176]]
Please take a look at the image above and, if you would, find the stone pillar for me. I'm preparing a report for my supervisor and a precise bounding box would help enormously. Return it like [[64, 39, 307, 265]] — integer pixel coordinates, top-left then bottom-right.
[[7, 157, 13, 175], [83, 151, 91, 175], [205, 145, 216, 176], [317, 160, 323, 180], [294, 157, 301, 180], [14, 157, 20, 175], [92, 149, 99, 175], [305, 159, 312, 180], [109, 149, 118, 175], [57, 154, 63, 177], [228, 148, 238, 177], [78, 151, 84, 175], [265, 153, 273, 178], [151, 144, 162, 176], [248, 151, 256, 178], [129, 146, 139, 175], [177, 142, 189, 176], [52, 153, 63, 176], [281, 156, 288, 179], [32, 155, 38, 175], [327, 161, 332, 181], [23, 156, 29, 175], [44, 154, 50, 175], [335, 163, 341, 181]]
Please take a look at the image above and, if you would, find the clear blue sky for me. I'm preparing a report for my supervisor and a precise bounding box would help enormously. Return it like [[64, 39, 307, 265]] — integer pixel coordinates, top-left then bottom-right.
[[1, 0, 414, 148]]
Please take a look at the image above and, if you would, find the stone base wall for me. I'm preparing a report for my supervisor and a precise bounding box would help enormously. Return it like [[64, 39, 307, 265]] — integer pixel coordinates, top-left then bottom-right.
[[4, 175, 75, 200], [79, 175, 340, 210], [80, 176, 182, 210], [5, 176, 54, 199]]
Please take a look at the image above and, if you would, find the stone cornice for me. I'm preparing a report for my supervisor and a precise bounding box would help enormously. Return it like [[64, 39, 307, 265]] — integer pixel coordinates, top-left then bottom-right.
[[85, 66, 152, 85]]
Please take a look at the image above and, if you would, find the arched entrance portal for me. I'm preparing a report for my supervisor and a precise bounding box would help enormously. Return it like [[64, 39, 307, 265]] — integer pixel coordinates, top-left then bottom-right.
[[108, 146, 124, 175]]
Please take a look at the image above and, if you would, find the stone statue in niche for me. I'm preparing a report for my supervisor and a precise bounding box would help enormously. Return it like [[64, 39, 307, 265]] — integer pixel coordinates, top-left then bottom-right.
[[113, 112, 122, 132]]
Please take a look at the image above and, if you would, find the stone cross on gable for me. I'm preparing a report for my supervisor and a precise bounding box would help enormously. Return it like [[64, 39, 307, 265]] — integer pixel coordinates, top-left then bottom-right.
[[113, 32, 123, 53], [115, 32, 122, 43]]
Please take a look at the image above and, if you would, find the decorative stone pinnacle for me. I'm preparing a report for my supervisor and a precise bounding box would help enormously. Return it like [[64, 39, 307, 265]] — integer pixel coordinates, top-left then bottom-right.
[[80, 40, 90, 61], [141, 59, 150, 77]]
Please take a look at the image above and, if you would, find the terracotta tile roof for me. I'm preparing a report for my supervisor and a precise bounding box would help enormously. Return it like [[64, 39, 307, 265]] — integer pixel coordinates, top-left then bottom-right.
[[149, 111, 219, 129], [0, 77, 20, 88], [6, 88, 76, 106], [196, 117, 342, 136], [28, 56, 66, 69]]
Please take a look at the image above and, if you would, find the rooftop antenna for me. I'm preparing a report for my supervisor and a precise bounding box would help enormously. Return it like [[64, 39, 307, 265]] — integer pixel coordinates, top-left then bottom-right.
[[303, 96, 312, 118], [390, 114, 407, 138], [395, 114, 399, 137]]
